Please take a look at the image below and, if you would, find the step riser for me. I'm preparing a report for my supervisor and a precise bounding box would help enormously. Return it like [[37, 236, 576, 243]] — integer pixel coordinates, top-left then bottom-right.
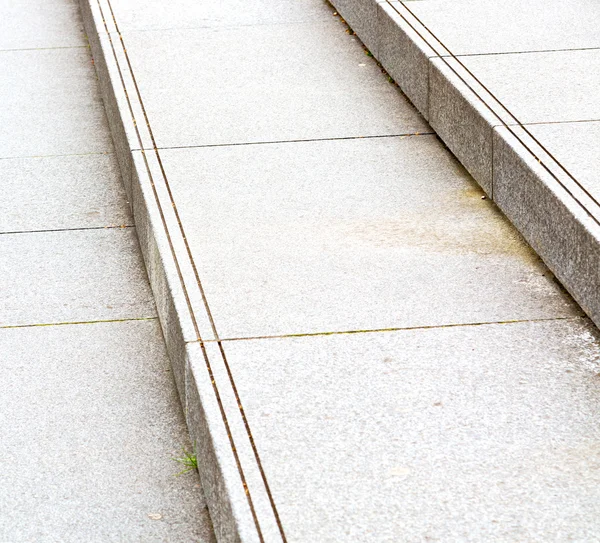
[[78, 1, 258, 541]]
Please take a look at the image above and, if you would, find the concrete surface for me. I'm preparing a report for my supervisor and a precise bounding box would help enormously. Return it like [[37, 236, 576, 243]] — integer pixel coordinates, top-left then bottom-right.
[[0, 153, 132, 232], [334, 0, 600, 336], [458, 49, 600, 125], [526, 121, 600, 202], [408, 0, 600, 55], [0, 228, 155, 326], [0, 47, 112, 158], [0, 0, 85, 50], [120, 18, 429, 148], [158, 136, 578, 339], [107, 0, 326, 30], [0, 321, 215, 543], [0, 0, 216, 540], [218, 318, 600, 542], [79, 0, 600, 540]]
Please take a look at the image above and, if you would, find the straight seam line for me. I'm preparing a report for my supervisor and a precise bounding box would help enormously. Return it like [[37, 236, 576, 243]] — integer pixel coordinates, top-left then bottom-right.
[[195, 316, 586, 343], [144, 132, 435, 151], [0, 45, 87, 53], [520, 118, 600, 127], [442, 46, 600, 58], [1, 316, 157, 330], [0, 225, 134, 236]]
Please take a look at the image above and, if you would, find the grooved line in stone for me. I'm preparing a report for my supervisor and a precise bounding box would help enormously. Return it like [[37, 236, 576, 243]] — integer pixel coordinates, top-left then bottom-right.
[[200, 316, 586, 343], [0, 316, 157, 330], [108, 15, 273, 543], [142, 131, 435, 152], [389, 1, 600, 224], [0, 225, 134, 236], [95, 0, 281, 539], [0, 45, 88, 53], [521, 118, 600, 127], [92, 4, 266, 539], [442, 46, 600, 58]]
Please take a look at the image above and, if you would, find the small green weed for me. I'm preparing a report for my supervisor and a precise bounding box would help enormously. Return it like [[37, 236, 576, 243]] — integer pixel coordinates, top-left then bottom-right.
[[173, 447, 198, 476]]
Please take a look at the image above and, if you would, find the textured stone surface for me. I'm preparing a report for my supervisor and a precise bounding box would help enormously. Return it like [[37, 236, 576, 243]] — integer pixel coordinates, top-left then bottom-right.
[[0, 153, 132, 233], [378, 0, 435, 118], [329, 0, 384, 56], [493, 125, 600, 327], [120, 21, 427, 149], [159, 135, 578, 339], [0, 48, 112, 158], [0, 320, 215, 543], [407, 0, 600, 55], [459, 49, 600, 125], [129, 150, 216, 405], [0, 228, 156, 326], [429, 56, 512, 195], [526, 121, 600, 204], [186, 342, 262, 543], [0, 0, 215, 540], [78, 0, 600, 541], [218, 318, 600, 542], [87, 31, 146, 204], [0, 0, 85, 50], [107, 0, 327, 31]]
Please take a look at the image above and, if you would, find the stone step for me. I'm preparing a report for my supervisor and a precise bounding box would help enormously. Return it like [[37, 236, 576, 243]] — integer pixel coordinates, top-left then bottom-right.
[[341, 0, 600, 329]]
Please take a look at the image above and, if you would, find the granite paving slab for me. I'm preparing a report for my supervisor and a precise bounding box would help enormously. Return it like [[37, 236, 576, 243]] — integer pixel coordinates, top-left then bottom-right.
[[457, 49, 600, 125], [525, 121, 600, 203], [337, 0, 600, 334], [377, 0, 437, 117], [0, 0, 85, 50], [103, 0, 327, 32], [155, 135, 578, 339], [0, 319, 215, 542], [328, 0, 385, 55], [427, 55, 512, 194], [0, 153, 132, 233], [0, 47, 112, 158], [0, 228, 155, 326], [0, 0, 215, 539], [211, 318, 600, 542], [406, 0, 600, 55], [119, 20, 428, 149]]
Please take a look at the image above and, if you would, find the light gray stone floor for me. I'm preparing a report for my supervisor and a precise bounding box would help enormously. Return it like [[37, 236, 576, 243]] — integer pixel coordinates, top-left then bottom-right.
[[0, 0, 215, 540], [364, 0, 600, 341], [217, 319, 600, 542], [526, 121, 600, 202], [122, 21, 429, 149], [87, 0, 600, 540], [407, 0, 600, 55], [156, 137, 578, 339], [396, 0, 600, 207]]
